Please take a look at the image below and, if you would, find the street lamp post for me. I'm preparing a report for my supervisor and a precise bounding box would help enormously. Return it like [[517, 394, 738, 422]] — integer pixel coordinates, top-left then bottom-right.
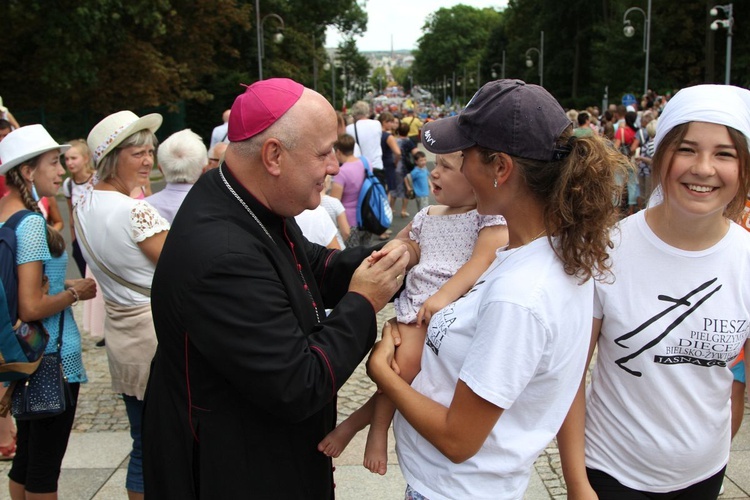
[[525, 31, 544, 87], [312, 33, 318, 92], [452, 71, 456, 107], [340, 70, 347, 109], [711, 3, 734, 85], [462, 66, 467, 104], [443, 74, 447, 106], [491, 52, 506, 80], [255, 0, 285, 80], [329, 57, 336, 110], [623, 0, 651, 96]]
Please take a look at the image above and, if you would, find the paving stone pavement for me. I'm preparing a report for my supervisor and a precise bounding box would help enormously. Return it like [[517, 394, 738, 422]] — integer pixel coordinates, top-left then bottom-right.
[[0, 303, 746, 499]]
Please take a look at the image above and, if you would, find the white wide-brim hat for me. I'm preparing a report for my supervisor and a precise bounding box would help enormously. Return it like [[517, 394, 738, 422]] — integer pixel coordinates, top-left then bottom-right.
[[0, 124, 70, 175], [87, 110, 162, 165]]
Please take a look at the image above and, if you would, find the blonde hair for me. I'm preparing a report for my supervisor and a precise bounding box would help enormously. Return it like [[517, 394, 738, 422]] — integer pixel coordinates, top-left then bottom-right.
[[66, 138, 95, 174]]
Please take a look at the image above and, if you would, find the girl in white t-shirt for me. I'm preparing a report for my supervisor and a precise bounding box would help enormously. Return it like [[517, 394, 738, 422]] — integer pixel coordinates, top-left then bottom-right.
[[559, 84, 750, 498], [318, 152, 508, 475]]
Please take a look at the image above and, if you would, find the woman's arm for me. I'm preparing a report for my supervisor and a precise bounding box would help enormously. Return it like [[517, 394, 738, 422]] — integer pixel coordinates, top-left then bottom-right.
[[17, 260, 96, 322], [387, 134, 401, 165], [137, 231, 168, 265], [46, 196, 64, 232], [66, 198, 75, 241], [4, 110, 20, 129], [336, 211, 351, 242], [630, 135, 640, 155], [417, 224, 508, 325], [556, 318, 602, 500], [368, 321, 503, 463], [403, 173, 414, 195]]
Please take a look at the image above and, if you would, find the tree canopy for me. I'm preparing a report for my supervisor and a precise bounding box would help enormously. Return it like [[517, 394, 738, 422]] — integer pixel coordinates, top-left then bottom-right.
[[2, 0, 748, 141], [0, 0, 368, 141], [412, 0, 749, 109]]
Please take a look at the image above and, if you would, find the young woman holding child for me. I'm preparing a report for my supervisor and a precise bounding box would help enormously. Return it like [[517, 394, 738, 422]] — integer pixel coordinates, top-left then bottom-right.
[[366, 80, 626, 499], [319, 151, 508, 475]]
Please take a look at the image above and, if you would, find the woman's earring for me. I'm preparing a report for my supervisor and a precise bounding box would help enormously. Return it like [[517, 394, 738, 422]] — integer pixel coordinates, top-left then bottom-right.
[[31, 181, 40, 201], [493, 178, 498, 189]]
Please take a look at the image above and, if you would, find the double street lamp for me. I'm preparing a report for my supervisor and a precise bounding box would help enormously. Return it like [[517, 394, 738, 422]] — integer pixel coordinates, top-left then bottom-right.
[[255, 0, 285, 80], [525, 31, 544, 87], [622, 0, 651, 96], [711, 3, 734, 85]]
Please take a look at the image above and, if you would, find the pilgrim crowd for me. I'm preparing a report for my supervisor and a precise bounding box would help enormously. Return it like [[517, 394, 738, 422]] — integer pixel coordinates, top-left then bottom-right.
[[0, 78, 748, 500]]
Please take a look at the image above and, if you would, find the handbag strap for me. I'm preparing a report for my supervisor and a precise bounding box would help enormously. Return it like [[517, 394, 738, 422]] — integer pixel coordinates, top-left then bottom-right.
[[72, 209, 151, 297], [56, 305, 64, 354], [353, 121, 361, 147]]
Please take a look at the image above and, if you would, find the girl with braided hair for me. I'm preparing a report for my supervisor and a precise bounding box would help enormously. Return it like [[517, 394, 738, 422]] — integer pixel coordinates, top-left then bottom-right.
[[0, 125, 96, 498]]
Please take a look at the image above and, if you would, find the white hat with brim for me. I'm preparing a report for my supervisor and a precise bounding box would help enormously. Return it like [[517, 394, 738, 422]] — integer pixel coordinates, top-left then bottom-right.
[[87, 110, 163, 165], [0, 124, 70, 175]]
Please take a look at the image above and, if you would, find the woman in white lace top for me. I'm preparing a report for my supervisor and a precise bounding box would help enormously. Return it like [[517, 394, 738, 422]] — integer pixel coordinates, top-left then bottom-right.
[[74, 111, 169, 500]]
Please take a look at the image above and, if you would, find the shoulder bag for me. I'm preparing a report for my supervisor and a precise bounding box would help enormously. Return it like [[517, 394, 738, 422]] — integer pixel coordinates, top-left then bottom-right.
[[11, 312, 72, 420]]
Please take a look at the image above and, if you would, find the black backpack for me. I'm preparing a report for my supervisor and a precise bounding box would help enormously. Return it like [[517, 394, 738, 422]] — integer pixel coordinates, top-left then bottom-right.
[[400, 139, 415, 173]]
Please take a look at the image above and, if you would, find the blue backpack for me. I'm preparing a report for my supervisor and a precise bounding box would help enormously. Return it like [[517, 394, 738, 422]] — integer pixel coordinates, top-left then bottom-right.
[[0, 210, 49, 384], [356, 156, 392, 234]]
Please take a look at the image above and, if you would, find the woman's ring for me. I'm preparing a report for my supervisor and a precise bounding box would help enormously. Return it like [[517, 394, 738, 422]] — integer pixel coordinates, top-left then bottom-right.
[[396, 274, 404, 283]]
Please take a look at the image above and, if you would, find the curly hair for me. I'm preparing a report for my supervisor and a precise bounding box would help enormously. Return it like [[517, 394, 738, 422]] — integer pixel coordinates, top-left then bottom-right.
[[483, 129, 628, 283], [651, 122, 750, 221], [5, 162, 66, 257]]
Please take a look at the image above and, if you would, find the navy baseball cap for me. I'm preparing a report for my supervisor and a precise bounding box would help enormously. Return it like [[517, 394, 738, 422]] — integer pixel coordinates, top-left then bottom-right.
[[421, 79, 572, 161]]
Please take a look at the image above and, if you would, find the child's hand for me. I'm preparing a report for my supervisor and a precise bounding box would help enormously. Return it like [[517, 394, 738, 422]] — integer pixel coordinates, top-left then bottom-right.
[[367, 240, 408, 266], [416, 290, 452, 326]]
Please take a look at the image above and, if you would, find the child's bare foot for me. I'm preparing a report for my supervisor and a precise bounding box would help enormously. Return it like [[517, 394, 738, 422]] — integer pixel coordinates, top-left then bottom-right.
[[363, 430, 388, 475], [317, 419, 359, 458]]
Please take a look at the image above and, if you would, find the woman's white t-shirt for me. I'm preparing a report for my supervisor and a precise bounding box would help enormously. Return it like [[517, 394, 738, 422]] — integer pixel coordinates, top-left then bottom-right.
[[75, 188, 169, 306], [586, 211, 750, 491], [394, 238, 592, 500]]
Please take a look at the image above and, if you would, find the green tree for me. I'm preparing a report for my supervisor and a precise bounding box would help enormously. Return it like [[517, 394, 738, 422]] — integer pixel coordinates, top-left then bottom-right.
[[391, 67, 412, 92], [0, 0, 251, 113], [370, 67, 388, 94], [411, 5, 502, 97]]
